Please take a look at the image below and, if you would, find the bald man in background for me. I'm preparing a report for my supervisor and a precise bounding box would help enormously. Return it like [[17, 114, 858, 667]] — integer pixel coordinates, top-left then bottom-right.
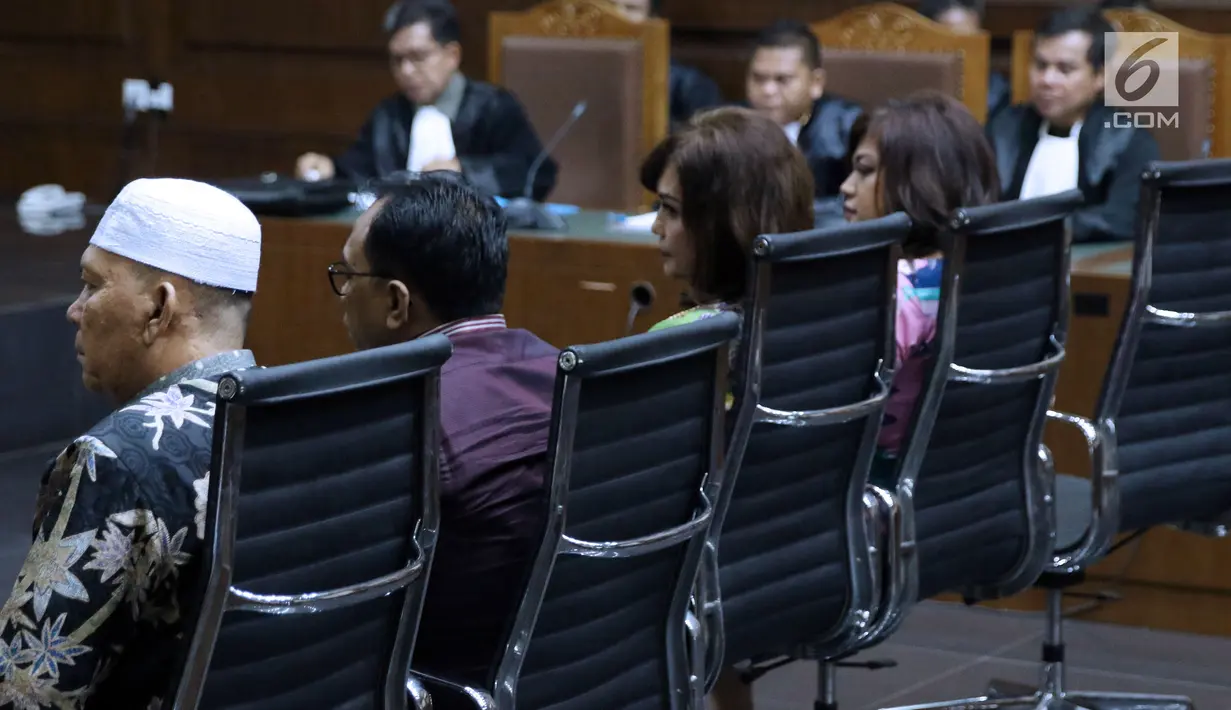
[[0, 179, 261, 709]]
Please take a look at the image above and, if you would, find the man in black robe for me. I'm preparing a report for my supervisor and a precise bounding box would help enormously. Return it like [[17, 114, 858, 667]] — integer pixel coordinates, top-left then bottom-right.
[[611, 0, 724, 126], [986, 7, 1158, 242], [744, 20, 863, 200], [295, 0, 556, 200]]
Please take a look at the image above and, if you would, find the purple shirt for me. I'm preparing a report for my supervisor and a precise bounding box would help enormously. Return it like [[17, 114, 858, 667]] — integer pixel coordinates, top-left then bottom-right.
[[412, 323, 558, 689]]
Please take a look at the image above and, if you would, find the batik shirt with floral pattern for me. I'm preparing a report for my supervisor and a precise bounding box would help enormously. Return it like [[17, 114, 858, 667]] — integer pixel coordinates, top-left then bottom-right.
[[0, 351, 255, 709]]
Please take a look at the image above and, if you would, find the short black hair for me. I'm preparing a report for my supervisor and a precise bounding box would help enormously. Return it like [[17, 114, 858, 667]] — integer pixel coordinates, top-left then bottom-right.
[[1035, 7, 1115, 71], [917, 0, 984, 21], [365, 172, 508, 323], [754, 20, 822, 70], [1100, 0, 1153, 9], [383, 0, 461, 45]]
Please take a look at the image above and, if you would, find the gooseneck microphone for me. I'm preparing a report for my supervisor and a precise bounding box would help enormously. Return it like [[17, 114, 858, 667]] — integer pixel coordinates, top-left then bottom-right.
[[625, 281, 656, 334], [523, 100, 587, 200], [504, 100, 587, 231]]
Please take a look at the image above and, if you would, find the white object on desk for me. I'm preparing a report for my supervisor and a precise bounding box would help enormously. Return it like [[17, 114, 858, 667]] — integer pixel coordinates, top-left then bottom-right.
[[608, 211, 656, 233], [16, 184, 87, 236]]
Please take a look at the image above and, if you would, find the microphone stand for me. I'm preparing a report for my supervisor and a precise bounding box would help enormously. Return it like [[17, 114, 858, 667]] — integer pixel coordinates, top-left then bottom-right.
[[504, 100, 587, 231]]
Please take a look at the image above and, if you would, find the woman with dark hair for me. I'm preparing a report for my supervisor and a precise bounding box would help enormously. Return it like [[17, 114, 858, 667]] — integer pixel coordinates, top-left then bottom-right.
[[841, 90, 999, 470], [640, 107, 816, 332], [640, 104, 817, 710]]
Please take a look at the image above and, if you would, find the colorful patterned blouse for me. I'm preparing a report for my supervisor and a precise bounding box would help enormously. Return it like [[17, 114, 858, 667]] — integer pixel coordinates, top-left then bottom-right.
[[650, 303, 740, 410], [878, 258, 942, 455]]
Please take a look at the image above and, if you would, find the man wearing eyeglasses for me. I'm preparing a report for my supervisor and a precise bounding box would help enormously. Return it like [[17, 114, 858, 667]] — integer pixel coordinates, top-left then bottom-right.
[[330, 171, 556, 705], [295, 0, 556, 200]]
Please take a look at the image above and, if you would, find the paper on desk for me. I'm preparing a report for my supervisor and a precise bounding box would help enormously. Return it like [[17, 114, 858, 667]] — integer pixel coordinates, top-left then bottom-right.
[[609, 211, 656, 232]]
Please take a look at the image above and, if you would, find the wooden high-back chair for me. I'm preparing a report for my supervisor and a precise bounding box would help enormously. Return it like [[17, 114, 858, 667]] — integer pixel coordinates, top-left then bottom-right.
[[813, 2, 991, 123], [489, 0, 668, 211], [1012, 10, 1227, 159]]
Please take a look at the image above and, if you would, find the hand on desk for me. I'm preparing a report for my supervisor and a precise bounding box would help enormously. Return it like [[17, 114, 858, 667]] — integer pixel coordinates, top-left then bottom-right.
[[296, 152, 336, 182], [421, 158, 462, 173]]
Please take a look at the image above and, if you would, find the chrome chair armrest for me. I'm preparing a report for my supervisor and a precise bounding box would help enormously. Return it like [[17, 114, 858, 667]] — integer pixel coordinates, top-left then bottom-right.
[[408, 671, 496, 710], [852, 483, 915, 648], [1145, 304, 1231, 328], [407, 676, 434, 710], [697, 540, 725, 692], [685, 609, 706, 709], [1044, 409, 1120, 573], [563, 492, 712, 558]]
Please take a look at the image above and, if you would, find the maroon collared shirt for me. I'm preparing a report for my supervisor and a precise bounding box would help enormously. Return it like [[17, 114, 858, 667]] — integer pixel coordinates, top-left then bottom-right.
[[412, 316, 558, 691]]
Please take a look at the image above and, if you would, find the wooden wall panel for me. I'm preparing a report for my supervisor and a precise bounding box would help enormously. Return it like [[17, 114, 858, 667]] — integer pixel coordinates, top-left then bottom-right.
[[0, 1, 133, 43], [7, 0, 1231, 200], [161, 54, 389, 135], [0, 0, 143, 197], [176, 1, 391, 51]]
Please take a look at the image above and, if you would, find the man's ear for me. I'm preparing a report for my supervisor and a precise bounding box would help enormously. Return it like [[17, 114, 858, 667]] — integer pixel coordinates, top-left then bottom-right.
[[143, 281, 178, 346], [386, 279, 413, 331], [810, 67, 826, 101], [444, 41, 462, 71]]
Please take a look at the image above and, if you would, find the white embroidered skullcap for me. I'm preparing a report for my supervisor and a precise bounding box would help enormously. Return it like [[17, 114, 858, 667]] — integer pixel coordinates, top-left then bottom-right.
[[90, 178, 261, 293]]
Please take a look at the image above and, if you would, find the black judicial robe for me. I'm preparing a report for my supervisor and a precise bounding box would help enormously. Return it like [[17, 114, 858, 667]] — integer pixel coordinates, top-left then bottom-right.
[[669, 61, 723, 126], [987, 71, 1011, 123], [797, 94, 864, 199], [987, 100, 1159, 242], [334, 80, 557, 201], [736, 94, 863, 199]]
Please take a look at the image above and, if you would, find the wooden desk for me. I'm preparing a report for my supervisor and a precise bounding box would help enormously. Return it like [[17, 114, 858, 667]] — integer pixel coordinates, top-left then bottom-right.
[[247, 210, 680, 365]]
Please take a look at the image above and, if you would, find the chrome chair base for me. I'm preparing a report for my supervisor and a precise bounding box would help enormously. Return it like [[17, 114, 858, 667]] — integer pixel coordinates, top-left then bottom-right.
[[880, 690, 1193, 710]]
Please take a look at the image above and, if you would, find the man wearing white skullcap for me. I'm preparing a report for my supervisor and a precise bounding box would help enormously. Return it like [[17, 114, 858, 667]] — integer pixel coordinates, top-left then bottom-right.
[[0, 178, 261, 708]]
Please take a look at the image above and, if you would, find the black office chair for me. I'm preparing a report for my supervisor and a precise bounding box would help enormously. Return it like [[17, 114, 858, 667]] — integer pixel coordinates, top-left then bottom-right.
[[874, 191, 1084, 710], [415, 313, 740, 710], [934, 160, 1231, 710], [703, 214, 910, 708], [164, 336, 452, 710]]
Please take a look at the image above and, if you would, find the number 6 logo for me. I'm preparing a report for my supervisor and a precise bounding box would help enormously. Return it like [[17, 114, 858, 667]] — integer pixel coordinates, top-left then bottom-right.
[[1115, 37, 1168, 103]]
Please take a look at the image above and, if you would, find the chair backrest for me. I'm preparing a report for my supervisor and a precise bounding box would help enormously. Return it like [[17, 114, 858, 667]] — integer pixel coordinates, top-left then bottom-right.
[[713, 214, 906, 665], [169, 336, 452, 710], [1012, 12, 1221, 159], [901, 191, 1081, 604], [493, 313, 739, 710], [813, 3, 990, 123], [489, 0, 668, 211], [1094, 159, 1231, 533]]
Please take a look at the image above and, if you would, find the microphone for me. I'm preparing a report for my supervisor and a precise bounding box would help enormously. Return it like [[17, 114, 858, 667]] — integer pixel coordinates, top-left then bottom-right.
[[625, 281, 656, 334], [504, 100, 587, 231]]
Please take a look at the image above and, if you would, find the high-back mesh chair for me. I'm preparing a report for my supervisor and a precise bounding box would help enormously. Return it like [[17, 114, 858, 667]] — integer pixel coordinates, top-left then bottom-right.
[[166, 336, 452, 710], [878, 192, 1085, 710], [415, 313, 739, 710], [944, 160, 1231, 710], [704, 215, 908, 708]]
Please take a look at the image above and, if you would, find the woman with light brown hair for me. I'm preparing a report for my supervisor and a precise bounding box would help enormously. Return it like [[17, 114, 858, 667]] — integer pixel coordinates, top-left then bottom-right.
[[640, 106, 817, 709], [640, 106, 816, 332]]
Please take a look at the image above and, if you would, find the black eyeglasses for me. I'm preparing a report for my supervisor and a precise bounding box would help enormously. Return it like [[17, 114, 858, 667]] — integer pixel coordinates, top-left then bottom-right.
[[327, 261, 389, 296]]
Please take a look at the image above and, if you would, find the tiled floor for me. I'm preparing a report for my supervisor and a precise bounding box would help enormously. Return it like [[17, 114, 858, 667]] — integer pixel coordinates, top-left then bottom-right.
[[747, 601, 1231, 710], [4, 449, 1231, 710]]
